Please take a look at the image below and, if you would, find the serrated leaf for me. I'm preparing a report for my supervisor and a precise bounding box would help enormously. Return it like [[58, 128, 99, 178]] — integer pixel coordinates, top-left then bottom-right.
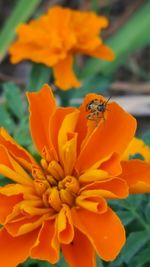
[[0, 104, 15, 132], [27, 63, 51, 92], [14, 116, 31, 147], [144, 203, 150, 223], [128, 245, 150, 267], [123, 230, 150, 264], [3, 82, 25, 119], [116, 210, 135, 226], [124, 194, 144, 208]]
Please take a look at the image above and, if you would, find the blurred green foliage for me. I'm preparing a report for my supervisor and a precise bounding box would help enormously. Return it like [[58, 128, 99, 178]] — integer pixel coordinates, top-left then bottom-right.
[[0, 0, 40, 60], [80, 1, 150, 78]]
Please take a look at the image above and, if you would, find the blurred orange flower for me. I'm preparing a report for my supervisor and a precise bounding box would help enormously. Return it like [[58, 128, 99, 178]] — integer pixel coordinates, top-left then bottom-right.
[[9, 6, 114, 90], [0, 85, 150, 267]]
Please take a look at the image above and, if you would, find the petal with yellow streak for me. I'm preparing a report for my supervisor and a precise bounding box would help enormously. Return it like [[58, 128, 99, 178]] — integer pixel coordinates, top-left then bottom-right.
[[0, 193, 22, 224], [49, 107, 76, 157], [31, 219, 60, 264], [0, 183, 34, 197], [75, 101, 136, 173], [80, 177, 129, 199], [76, 194, 107, 213], [0, 127, 36, 171], [58, 110, 79, 173], [122, 137, 150, 162], [6, 214, 50, 236], [0, 145, 33, 186], [57, 204, 74, 244], [120, 160, 150, 193], [75, 93, 106, 153], [79, 169, 109, 185], [61, 133, 78, 176], [71, 207, 126, 261], [62, 227, 96, 267]]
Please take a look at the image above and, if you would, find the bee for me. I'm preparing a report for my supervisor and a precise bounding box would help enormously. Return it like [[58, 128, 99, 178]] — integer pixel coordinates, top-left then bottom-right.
[[86, 96, 111, 126]]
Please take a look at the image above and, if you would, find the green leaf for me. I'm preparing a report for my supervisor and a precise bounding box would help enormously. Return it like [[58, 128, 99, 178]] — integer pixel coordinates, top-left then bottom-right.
[[128, 245, 150, 267], [122, 231, 150, 264], [96, 257, 104, 267], [0, 104, 15, 133], [3, 82, 25, 119], [27, 63, 51, 91], [144, 203, 150, 223], [0, 0, 41, 61], [14, 116, 31, 147], [80, 2, 150, 78], [116, 210, 135, 226]]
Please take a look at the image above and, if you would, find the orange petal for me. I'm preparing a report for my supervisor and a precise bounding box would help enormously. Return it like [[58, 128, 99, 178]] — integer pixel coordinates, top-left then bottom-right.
[[85, 43, 115, 61], [49, 107, 76, 157], [0, 183, 34, 197], [0, 145, 33, 186], [31, 219, 60, 264], [62, 227, 96, 267], [71, 207, 125, 261], [6, 214, 49, 236], [120, 160, 150, 193], [0, 227, 39, 267], [76, 101, 136, 172], [26, 84, 56, 155], [0, 128, 36, 171], [57, 204, 74, 244], [100, 152, 122, 176], [53, 55, 81, 90], [58, 110, 79, 174], [76, 195, 107, 213], [122, 137, 150, 162], [80, 177, 129, 199], [79, 169, 109, 184], [75, 93, 106, 154], [0, 193, 22, 224]]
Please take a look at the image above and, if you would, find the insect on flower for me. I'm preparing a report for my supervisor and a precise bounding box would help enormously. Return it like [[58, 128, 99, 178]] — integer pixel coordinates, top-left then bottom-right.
[[86, 96, 111, 126]]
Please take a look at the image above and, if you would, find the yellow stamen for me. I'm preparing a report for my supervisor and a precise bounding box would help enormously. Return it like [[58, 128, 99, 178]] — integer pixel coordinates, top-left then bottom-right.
[[41, 159, 48, 170], [59, 176, 79, 194], [34, 179, 49, 195], [48, 187, 62, 212], [48, 160, 64, 180], [60, 189, 74, 206], [47, 175, 57, 186], [32, 165, 45, 180]]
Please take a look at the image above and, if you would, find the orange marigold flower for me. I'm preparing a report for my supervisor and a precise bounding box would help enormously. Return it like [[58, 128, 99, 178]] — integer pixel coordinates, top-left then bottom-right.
[[0, 84, 150, 267], [9, 6, 114, 90]]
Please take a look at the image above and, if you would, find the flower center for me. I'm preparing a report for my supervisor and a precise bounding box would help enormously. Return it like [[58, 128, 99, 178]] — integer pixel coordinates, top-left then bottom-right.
[[32, 159, 80, 212]]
